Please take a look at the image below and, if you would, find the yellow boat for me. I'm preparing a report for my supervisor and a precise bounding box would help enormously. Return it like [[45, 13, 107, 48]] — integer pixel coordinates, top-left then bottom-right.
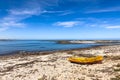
[[68, 56, 103, 64]]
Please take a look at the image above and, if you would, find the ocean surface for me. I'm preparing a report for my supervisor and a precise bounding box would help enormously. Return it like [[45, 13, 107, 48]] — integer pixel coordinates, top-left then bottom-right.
[[0, 40, 102, 55]]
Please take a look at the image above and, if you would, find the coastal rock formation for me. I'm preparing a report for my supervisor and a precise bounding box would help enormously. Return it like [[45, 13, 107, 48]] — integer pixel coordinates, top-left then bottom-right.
[[57, 40, 120, 44]]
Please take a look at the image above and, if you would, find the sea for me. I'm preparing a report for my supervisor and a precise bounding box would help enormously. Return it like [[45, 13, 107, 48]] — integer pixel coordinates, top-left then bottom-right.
[[0, 40, 103, 55]]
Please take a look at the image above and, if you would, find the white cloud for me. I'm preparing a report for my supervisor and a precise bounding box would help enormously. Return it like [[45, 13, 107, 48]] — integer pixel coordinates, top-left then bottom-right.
[[0, 5, 42, 31], [42, 10, 65, 13], [9, 9, 41, 15], [0, 0, 60, 31], [86, 7, 120, 13], [54, 21, 80, 27], [60, 11, 74, 16], [74, 17, 120, 29], [0, 0, 68, 31], [1, 21, 25, 28], [105, 26, 120, 29], [0, 12, 28, 31], [0, 20, 26, 31]]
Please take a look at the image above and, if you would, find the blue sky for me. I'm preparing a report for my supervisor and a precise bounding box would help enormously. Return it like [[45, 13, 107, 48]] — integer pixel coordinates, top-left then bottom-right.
[[0, 0, 120, 40]]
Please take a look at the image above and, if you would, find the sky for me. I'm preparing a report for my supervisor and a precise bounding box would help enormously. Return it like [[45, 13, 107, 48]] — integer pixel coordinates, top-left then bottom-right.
[[0, 0, 120, 40]]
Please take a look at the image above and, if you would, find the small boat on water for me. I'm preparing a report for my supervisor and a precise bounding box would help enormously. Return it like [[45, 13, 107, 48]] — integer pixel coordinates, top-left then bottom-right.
[[68, 56, 103, 64]]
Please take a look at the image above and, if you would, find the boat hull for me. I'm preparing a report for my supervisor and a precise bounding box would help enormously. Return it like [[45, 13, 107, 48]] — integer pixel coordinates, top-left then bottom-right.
[[68, 56, 103, 64]]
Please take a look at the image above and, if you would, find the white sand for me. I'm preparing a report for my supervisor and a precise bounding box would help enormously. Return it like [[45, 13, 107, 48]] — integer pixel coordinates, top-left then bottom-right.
[[0, 45, 120, 80]]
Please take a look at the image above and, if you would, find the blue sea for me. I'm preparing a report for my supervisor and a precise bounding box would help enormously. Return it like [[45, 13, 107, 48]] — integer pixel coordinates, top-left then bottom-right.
[[0, 40, 102, 55]]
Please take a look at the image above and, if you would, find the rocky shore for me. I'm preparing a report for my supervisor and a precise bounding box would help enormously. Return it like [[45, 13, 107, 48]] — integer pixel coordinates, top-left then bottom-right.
[[0, 45, 120, 80], [57, 40, 120, 44]]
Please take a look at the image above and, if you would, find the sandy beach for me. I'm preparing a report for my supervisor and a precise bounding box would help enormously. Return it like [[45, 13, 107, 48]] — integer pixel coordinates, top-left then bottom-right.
[[0, 45, 120, 80]]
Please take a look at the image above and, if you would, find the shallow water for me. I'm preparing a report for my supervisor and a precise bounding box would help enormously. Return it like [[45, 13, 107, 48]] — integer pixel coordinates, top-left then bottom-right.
[[0, 40, 102, 55]]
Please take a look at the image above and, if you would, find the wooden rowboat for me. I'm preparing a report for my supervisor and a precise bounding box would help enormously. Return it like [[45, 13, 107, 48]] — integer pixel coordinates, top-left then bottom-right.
[[68, 56, 103, 64]]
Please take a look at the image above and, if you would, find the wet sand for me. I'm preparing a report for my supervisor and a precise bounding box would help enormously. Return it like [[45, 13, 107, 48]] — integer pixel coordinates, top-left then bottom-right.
[[0, 45, 120, 80]]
